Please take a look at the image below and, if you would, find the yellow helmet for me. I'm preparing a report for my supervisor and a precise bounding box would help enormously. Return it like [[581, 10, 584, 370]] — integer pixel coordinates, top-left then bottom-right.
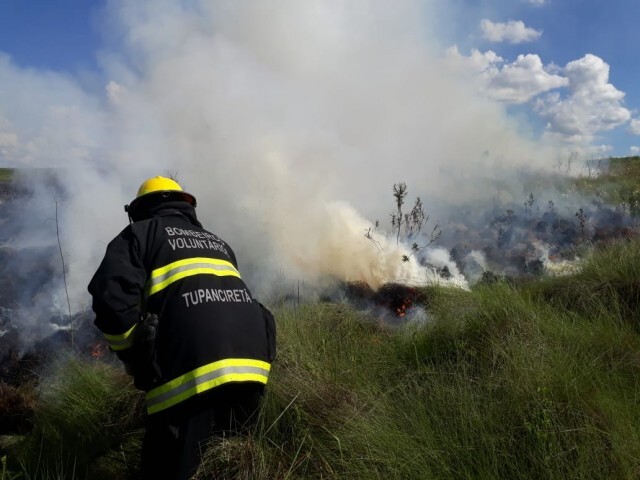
[[135, 176, 196, 205], [125, 176, 196, 220], [136, 176, 193, 200]]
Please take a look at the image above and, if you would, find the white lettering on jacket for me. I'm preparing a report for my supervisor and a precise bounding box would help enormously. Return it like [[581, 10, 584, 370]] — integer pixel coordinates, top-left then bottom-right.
[[181, 288, 253, 307], [165, 227, 229, 255]]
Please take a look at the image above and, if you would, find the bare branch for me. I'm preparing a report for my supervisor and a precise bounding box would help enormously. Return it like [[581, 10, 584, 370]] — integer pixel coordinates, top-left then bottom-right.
[[55, 198, 73, 347]]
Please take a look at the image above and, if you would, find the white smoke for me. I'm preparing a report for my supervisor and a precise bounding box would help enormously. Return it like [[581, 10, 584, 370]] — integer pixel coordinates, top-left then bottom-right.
[[0, 0, 562, 313]]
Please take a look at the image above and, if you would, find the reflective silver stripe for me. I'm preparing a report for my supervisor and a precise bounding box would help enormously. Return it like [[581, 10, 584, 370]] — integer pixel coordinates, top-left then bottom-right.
[[146, 365, 269, 409], [150, 262, 239, 287], [106, 337, 134, 350], [103, 323, 137, 351], [146, 258, 241, 296]]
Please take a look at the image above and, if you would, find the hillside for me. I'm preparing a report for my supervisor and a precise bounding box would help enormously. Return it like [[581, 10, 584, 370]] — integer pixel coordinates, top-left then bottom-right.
[[0, 158, 639, 479], [2, 240, 639, 479]]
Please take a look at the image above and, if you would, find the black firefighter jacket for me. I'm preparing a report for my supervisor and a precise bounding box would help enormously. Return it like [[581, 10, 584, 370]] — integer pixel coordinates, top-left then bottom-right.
[[88, 201, 276, 415]]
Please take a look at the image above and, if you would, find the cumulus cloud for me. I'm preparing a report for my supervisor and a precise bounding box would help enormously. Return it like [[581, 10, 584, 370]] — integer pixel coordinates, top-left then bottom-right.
[[445, 46, 567, 103], [525, 0, 546, 5], [480, 19, 542, 44], [630, 118, 640, 135], [444, 46, 502, 82], [534, 54, 631, 144], [484, 54, 567, 103], [631, 146, 640, 155], [445, 45, 503, 73]]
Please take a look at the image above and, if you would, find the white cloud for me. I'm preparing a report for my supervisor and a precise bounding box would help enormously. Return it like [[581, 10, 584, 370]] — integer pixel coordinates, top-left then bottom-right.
[[534, 54, 631, 144], [480, 19, 542, 44], [485, 54, 568, 103], [444, 45, 503, 73], [445, 47, 567, 104], [631, 146, 640, 155], [630, 118, 640, 135], [525, 0, 546, 5]]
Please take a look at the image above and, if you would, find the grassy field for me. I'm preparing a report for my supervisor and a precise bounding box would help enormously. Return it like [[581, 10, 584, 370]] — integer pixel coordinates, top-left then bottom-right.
[[0, 168, 13, 183], [572, 156, 640, 215], [1, 238, 639, 479], [196, 241, 640, 480], [1, 157, 640, 479]]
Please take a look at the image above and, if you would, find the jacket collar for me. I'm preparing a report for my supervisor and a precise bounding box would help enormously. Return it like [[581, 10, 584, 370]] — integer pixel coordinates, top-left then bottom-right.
[[149, 201, 203, 228]]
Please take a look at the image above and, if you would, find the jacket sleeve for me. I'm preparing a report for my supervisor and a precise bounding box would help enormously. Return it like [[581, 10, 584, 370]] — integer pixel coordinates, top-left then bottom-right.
[[88, 225, 148, 352]]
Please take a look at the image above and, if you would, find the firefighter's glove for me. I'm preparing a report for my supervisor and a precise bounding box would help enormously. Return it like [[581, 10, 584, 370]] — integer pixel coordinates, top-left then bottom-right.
[[133, 312, 159, 364], [131, 313, 160, 391], [117, 313, 160, 391]]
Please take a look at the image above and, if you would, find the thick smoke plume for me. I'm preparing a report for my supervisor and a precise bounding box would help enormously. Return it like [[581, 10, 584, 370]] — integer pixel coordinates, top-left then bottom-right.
[[0, 0, 563, 345]]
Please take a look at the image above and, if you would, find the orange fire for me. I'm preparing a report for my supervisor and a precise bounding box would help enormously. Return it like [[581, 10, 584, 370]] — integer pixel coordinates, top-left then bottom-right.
[[90, 342, 108, 359], [395, 298, 413, 317]]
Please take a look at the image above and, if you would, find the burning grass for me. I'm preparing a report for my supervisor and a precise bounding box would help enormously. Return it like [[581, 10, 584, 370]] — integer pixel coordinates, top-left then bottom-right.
[[2, 240, 640, 479]]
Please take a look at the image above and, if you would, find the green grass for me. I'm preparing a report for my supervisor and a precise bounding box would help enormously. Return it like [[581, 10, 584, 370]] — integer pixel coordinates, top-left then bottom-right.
[[3, 158, 640, 479], [2, 355, 145, 480], [0, 168, 13, 183], [191, 241, 640, 479], [572, 156, 640, 215], [3, 240, 640, 479]]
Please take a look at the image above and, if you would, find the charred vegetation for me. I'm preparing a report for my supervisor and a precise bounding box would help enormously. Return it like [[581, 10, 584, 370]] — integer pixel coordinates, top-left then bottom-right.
[[2, 159, 640, 478]]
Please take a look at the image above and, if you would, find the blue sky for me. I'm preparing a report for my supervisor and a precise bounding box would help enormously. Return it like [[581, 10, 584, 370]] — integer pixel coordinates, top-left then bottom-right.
[[0, 0, 638, 159], [0, 0, 104, 72], [439, 0, 640, 156]]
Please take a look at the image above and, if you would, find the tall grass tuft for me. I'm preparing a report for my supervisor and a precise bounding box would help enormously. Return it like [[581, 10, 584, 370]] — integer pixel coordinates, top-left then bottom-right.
[[4, 240, 640, 479], [4, 354, 144, 479], [528, 240, 640, 329], [193, 241, 640, 479]]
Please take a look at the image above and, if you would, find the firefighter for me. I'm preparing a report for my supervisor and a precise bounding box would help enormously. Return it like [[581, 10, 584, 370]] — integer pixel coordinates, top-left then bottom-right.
[[88, 176, 276, 480]]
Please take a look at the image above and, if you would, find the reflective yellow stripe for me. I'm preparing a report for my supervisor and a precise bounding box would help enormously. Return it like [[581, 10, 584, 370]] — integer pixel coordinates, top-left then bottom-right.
[[146, 358, 270, 415], [103, 323, 137, 351], [146, 257, 241, 296]]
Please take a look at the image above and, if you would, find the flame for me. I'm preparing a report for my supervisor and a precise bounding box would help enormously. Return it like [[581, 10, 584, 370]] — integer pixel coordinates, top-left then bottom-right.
[[395, 298, 413, 317], [90, 342, 108, 359]]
